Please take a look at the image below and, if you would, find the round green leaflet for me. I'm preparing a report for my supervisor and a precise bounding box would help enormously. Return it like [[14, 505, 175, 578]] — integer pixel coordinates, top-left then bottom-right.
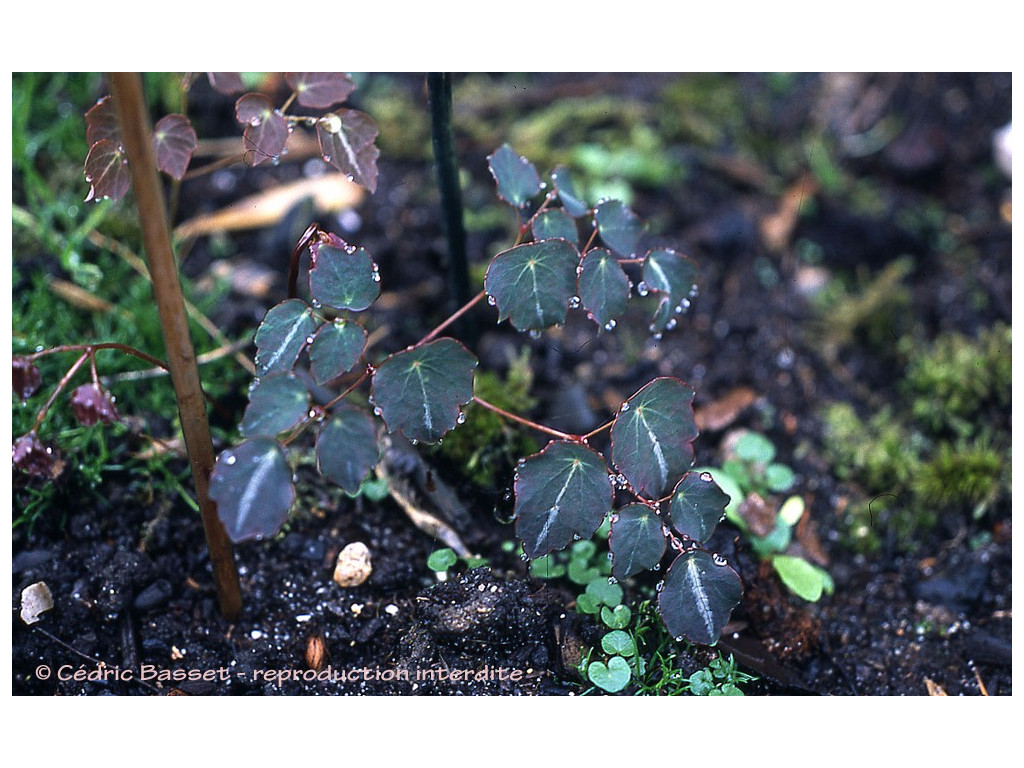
[[210, 438, 295, 542], [485, 239, 580, 331], [309, 244, 380, 311], [577, 248, 630, 329], [594, 199, 644, 257], [514, 440, 613, 559], [610, 377, 699, 498], [609, 503, 667, 580], [642, 248, 698, 304], [487, 143, 542, 208], [370, 338, 477, 444], [309, 319, 366, 384], [658, 550, 742, 645], [669, 471, 731, 543], [532, 210, 578, 245], [588, 655, 631, 693], [316, 405, 380, 494], [239, 372, 309, 438], [253, 299, 317, 376]]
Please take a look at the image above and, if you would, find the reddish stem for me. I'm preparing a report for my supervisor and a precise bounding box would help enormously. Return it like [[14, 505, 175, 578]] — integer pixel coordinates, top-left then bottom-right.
[[322, 367, 371, 412], [420, 290, 487, 344], [27, 342, 168, 371], [31, 351, 90, 433], [473, 396, 579, 442], [581, 419, 614, 443]]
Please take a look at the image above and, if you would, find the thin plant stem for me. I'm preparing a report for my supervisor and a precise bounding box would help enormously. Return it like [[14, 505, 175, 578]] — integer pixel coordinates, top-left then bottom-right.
[[421, 290, 486, 344], [31, 351, 90, 433], [109, 72, 241, 620], [473, 396, 578, 442]]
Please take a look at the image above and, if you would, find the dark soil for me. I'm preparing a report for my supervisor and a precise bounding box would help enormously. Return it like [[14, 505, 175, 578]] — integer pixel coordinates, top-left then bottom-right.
[[12, 73, 1012, 696]]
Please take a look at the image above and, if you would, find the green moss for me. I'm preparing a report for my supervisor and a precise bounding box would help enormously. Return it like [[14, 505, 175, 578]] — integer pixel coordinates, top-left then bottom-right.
[[900, 323, 1011, 437], [820, 323, 1012, 552]]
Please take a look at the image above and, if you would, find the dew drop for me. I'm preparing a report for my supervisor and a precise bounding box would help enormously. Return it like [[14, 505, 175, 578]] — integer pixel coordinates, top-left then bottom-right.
[[652, 563, 661, 571], [637, 281, 649, 296], [346, 174, 354, 182], [619, 402, 630, 413], [675, 635, 684, 643], [311, 299, 322, 308], [616, 473, 627, 487], [713, 554, 728, 566], [689, 285, 699, 298], [410, 439, 418, 446], [308, 409, 317, 419], [322, 154, 331, 163], [305, 335, 315, 345], [367, 394, 375, 405], [699, 471, 713, 482], [608, 474, 618, 486], [653, 332, 663, 341], [656, 580, 665, 592], [603, 319, 617, 331], [372, 272, 381, 282], [528, 329, 542, 339], [608, 576, 618, 585], [520, 553, 529, 562], [572, 533, 580, 541], [457, 411, 467, 425], [487, 294, 497, 306], [249, 116, 262, 127], [568, 295, 581, 309], [373, 406, 382, 416], [665, 318, 677, 331]]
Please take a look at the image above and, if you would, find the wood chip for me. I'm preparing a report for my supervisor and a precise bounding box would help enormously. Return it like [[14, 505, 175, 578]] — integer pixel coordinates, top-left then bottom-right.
[[738, 492, 777, 538], [759, 174, 818, 253], [333, 542, 373, 588], [694, 386, 758, 432], [174, 173, 364, 241], [924, 677, 947, 696], [47, 278, 116, 313]]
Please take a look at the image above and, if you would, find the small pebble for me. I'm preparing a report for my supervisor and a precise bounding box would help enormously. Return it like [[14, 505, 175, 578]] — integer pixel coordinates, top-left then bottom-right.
[[334, 541, 373, 587], [20, 581, 53, 625]]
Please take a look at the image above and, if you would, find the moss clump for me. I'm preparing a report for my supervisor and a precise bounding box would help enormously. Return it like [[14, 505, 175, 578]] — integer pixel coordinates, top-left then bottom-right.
[[821, 323, 1011, 552], [900, 323, 1011, 438], [432, 350, 539, 488]]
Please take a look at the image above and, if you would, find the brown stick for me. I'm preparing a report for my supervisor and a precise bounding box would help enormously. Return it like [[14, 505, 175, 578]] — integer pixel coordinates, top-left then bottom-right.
[[109, 73, 242, 620]]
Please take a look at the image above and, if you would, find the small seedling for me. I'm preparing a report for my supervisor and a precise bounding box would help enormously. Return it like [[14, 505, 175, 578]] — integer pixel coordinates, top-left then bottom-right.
[[426, 547, 488, 579], [696, 430, 833, 602]]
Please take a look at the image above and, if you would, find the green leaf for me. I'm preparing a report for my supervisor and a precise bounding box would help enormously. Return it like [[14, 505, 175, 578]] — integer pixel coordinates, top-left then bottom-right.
[[315, 405, 379, 494], [309, 244, 380, 311], [568, 558, 602, 585], [210, 438, 295, 542], [309, 319, 366, 384], [609, 503, 667, 579], [765, 463, 796, 493], [642, 248, 698, 301], [642, 248, 699, 331], [594, 199, 644, 257], [693, 467, 745, 528], [778, 495, 805, 526], [601, 604, 631, 629], [588, 655, 631, 693], [585, 579, 623, 608], [669, 471, 731, 543], [735, 431, 776, 464], [532, 209, 578, 245], [658, 550, 742, 645], [253, 299, 317, 376], [427, 548, 458, 572], [487, 143, 542, 207], [371, 338, 477, 444], [550, 166, 589, 218], [529, 555, 567, 580], [577, 248, 630, 330], [239, 373, 309, 438], [601, 630, 637, 657], [576, 593, 601, 614], [611, 377, 698, 497], [771, 555, 833, 602], [485, 239, 580, 331], [514, 440, 613, 559]]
